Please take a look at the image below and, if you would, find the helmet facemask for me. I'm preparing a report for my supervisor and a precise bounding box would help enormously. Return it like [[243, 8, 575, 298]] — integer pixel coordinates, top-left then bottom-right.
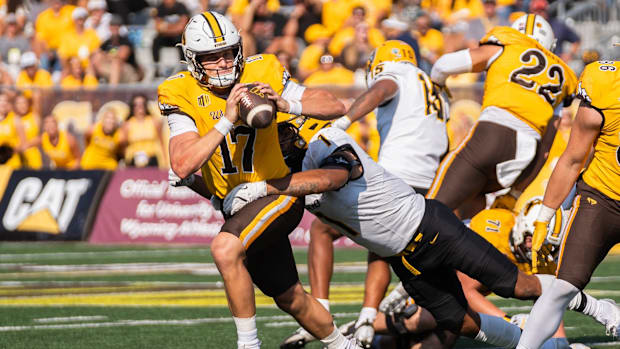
[[184, 42, 244, 89]]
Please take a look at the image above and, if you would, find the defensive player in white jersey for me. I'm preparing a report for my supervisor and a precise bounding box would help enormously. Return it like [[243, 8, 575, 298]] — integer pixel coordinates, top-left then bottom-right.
[[428, 14, 577, 218], [282, 40, 449, 348], [223, 126, 611, 348]]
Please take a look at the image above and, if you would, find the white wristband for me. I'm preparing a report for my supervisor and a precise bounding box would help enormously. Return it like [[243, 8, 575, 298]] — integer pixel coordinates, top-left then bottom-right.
[[214, 117, 234, 135], [537, 204, 556, 223], [332, 115, 352, 130], [287, 99, 303, 115]]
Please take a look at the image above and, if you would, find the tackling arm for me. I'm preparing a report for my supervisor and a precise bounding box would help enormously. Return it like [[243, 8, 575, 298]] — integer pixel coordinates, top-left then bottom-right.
[[266, 167, 350, 197], [431, 45, 501, 86]]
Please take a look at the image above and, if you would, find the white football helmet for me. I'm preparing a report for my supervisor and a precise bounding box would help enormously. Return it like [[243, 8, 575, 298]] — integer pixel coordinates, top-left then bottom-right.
[[511, 14, 557, 51], [511, 196, 565, 263], [179, 11, 243, 88]]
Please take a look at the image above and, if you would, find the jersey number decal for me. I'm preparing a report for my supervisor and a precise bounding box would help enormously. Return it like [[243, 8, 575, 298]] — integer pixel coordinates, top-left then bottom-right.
[[219, 126, 256, 174], [417, 74, 446, 120], [509, 49, 565, 105]]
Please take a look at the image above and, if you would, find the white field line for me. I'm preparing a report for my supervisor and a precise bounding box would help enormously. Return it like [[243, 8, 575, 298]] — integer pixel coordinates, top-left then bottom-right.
[[264, 321, 300, 328], [34, 316, 108, 323], [0, 312, 357, 332], [0, 249, 210, 261]]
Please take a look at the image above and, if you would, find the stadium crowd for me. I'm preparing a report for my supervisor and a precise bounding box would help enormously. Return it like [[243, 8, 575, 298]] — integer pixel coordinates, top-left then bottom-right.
[[0, 0, 593, 171]]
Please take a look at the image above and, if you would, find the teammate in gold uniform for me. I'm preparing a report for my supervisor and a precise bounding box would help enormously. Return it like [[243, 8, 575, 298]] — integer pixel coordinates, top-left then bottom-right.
[[428, 14, 578, 219], [81, 109, 123, 170], [40, 115, 80, 169], [160, 12, 349, 349], [518, 60, 620, 348]]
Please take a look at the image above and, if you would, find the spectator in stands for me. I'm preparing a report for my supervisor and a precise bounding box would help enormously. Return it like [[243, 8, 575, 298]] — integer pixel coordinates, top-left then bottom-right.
[[122, 94, 164, 168], [40, 114, 80, 169], [105, 0, 150, 25], [328, 5, 385, 58], [414, 11, 444, 64], [321, 0, 355, 34], [340, 22, 375, 71], [228, 0, 280, 24], [0, 63, 13, 86], [466, 0, 510, 47], [10, 94, 42, 169], [281, 0, 323, 42], [238, 0, 289, 55], [303, 53, 355, 87], [275, 50, 294, 74], [34, 0, 76, 73], [0, 13, 30, 72], [60, 57, 98, 89], [16, 52, 53, 100], [58, 7, 101, 73], [81, 108, 124, 170], [85, 0, 113, 42], [0, 91, 25, 168], [530, 0, 580, 62], [297, 23, 331, 80], [152, 0, 189, 76], [380, 16, 421, 65], [92, 15, 143, 84]]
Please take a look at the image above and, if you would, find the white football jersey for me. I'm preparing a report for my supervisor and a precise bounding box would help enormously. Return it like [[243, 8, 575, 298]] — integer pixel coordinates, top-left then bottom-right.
[[303, 128, 426, 257], [370, 61, 449, 189]]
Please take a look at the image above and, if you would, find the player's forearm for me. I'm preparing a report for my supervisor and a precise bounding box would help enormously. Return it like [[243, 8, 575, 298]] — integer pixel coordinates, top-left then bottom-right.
[[542, 154, 585, 209], [266, 169, 348, 197], [170, 130, 225, 178], [431, 49, 472, 85], [347, 84, 392, 123], [300, 89, 346, 120]]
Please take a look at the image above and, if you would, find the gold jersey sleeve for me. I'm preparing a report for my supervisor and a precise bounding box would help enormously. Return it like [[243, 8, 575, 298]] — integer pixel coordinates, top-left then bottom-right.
[[480, 27, 578, 135], [158, 54, 290, 199], [470, 208, 557, 275], [578, 61, 620, 200]]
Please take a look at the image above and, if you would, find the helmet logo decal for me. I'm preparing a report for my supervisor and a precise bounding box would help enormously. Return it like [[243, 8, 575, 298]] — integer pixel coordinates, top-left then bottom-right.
[[202, 11, 224, 43]]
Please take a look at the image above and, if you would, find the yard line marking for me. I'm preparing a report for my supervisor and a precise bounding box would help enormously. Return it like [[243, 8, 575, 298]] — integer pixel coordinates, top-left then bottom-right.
[[0, 313, 358, 332], [34, 316, 108, 323]]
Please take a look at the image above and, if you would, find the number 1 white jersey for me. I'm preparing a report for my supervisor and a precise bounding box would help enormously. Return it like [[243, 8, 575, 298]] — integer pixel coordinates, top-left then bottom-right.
[[369, 61, 449, 189], [303, 128, 426, 257]]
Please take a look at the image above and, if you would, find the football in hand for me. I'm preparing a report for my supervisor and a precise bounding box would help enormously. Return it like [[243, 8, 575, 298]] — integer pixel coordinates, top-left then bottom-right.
[[238, 84, 275, 128]]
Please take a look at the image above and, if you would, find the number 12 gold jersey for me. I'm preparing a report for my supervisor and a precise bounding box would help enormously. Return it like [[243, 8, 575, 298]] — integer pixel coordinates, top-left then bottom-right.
[[158, 54, 290, 199], [480, 27, 578, 135]]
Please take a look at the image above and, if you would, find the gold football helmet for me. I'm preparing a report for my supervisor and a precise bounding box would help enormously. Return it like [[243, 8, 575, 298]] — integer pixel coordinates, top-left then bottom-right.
[[366, 40, 417, 86]]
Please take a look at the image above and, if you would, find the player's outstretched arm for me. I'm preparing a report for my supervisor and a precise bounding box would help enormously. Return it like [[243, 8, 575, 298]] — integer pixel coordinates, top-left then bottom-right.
[[298, 88, 346, 120], [431, 45, 501, 86], [334, 80, 398, 130]]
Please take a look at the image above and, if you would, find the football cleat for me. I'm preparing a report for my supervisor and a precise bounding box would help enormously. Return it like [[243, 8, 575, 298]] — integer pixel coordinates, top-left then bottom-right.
[[594, 299, 620, 337], [280, 327, 316, 348]]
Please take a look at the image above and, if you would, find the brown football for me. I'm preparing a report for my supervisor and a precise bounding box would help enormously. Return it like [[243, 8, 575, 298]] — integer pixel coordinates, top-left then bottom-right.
[[238, 84, 275, 129]]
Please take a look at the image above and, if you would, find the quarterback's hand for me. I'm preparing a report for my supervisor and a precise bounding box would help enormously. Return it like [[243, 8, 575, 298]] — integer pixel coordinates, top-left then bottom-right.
[[168, 169, 195, 187], [254, 82, 288, 113], [531, 220, 553, 273], [223, 181, 267, 216], [225, 83, 249, 123]]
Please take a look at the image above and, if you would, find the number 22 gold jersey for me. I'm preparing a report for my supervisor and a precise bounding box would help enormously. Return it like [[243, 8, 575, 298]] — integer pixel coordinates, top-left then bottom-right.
[[158, 54, 290, 199], [480, 27, 578, 135], [577, 60, 620, 200]]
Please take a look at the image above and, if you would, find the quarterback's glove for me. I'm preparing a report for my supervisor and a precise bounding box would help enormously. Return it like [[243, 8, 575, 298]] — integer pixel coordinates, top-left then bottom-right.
[[379, 282, 409, 315], [168, 169, 195, 187], [531, 220, 553, 274], [223, 181, 267, 216], [332, 115, 352, 130]]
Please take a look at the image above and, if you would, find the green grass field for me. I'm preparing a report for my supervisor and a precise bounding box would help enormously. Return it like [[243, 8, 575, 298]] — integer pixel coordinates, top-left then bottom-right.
[[0, 242, 619, 348]]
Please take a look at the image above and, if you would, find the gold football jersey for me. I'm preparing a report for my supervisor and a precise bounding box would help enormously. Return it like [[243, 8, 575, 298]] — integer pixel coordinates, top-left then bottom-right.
[[158, 54, 290, 198], [480, 27, 578, 135], [578, 61, 620, 200], [470, 208, 557, 275]]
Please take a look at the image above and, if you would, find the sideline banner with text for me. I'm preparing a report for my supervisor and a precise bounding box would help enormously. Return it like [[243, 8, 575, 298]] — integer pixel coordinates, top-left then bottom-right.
[[88, 168, 358, 247], [0, 169, 109, 240]]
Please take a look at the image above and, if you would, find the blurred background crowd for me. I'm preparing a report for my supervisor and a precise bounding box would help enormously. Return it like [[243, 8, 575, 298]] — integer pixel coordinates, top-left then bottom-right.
[[0, 0, 618, 171]]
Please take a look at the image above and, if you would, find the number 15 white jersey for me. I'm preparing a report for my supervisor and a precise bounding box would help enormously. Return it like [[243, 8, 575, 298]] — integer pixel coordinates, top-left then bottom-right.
[[369, 61, 449, 189]]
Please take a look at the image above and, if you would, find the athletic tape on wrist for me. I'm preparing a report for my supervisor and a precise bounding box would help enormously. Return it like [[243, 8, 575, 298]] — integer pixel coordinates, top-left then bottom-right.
[[287, 99, 303, 115], [537, 204, 556, 223], [214, 118, 234, 135]]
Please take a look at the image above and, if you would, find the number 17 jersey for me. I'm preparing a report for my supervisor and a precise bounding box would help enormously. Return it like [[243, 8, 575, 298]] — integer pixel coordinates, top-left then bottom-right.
[[480, 27, 578, 135]]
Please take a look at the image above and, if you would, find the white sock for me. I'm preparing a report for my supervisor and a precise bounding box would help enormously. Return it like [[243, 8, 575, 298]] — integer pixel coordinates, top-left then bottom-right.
[[317, 298, 330, 312], [540, 337, 570, 349], [517, 278, 578, 349], [474, 313, 521, 348], [320, 326, 348, 349], [234, 316, 260, 347], [567, 290, 598, 317], [535, 274, 555, 294]]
